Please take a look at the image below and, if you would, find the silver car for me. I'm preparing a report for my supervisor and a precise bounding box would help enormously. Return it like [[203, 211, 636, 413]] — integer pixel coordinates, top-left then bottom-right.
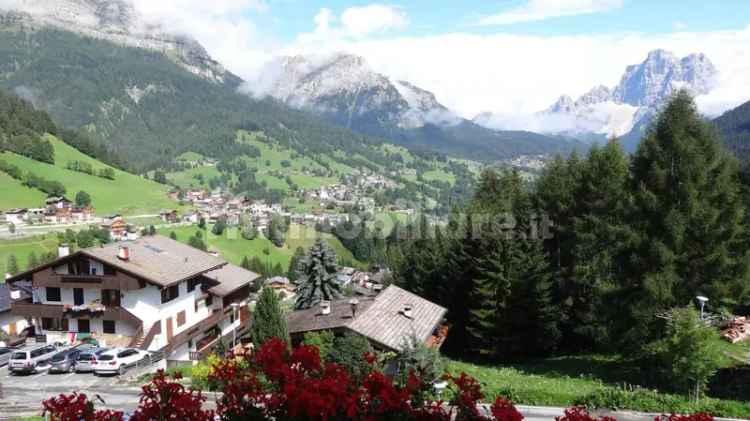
[[75, 348, 110, 373], [49, 347, 86, 373], [0, 347, 14, 366], [9, 344, 58, 374]]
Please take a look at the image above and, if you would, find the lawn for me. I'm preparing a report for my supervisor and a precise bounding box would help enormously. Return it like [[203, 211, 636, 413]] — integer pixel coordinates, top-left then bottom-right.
[[0, 171, 46, 209], [0, 234, 58, 276], [1, 136, 179, 215], [446, 346, 750, 418], [158, 223, 362, 271], [167, 164, 222, 189]]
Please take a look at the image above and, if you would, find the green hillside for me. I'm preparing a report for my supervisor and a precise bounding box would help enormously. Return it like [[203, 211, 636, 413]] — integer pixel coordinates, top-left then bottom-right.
[[157, 223, 363, 271], [1, 135, 178, 215], [0, 234, 58, 276], [0, 171, 46, 209]]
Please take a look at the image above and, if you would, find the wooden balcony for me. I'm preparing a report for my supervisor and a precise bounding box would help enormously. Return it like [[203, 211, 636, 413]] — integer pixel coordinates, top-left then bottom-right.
[[11, 301, 142, 326]]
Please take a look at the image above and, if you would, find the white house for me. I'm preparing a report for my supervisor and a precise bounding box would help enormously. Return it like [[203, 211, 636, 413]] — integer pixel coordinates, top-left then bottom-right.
[[0, 282, 31, 343], [6, 236, 260, 362]]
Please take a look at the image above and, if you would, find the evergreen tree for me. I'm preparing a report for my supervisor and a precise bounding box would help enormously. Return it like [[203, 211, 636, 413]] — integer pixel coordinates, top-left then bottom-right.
[[169, 231, 177, 240], [287, 246, 306, 282], [74, 190, 91, 207], [27, 252, 39, 270], [249, 256, 266, 275], [295, 240, 342, 309], [618, 91, 750, 347], [251, 287, 290, 348], [567, 140, 631, 350], [6, 254, 19, 275], [212, 220, 226, 236]]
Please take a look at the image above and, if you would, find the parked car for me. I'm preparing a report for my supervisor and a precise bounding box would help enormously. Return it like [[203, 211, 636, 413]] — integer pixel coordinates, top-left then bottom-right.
[[93, 348, 147, 376], [49, 345, 95, 374], [8, 344, 58, 374], [75, 348, 110, 373], [0, 347, 14, 366]]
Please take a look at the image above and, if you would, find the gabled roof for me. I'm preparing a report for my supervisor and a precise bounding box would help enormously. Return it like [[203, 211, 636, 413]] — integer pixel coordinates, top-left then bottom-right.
[[0, 282, 30, 313], [82, 236, 226, 287], [287, 285, 447, 352], [203, 264, 261, 297]]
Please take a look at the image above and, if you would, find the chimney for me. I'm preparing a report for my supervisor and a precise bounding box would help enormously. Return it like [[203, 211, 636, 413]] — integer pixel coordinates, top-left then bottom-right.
[[320, 300, 331, 315], [403, 303, 413, 319], [58, 243, 70, 257], [117, 245, 130, 261], [349, 298, 359, 318]]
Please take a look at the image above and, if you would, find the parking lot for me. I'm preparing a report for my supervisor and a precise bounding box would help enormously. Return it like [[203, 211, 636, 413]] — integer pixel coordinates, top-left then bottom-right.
[[0, 361, 130, 389]]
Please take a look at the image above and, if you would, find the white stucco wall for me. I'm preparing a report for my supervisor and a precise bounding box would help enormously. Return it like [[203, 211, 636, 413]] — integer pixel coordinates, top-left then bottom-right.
[[0, 312, 29, 336]]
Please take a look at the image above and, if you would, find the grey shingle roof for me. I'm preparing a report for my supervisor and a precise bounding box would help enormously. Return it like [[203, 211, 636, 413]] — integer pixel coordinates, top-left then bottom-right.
[[0, 282, 30, 313], [83, 235, 225, 287], [348, 285, 447, 352], [287, 285, 446, 352], [287, 297, 377, 334], [203, 264, 261, 297]]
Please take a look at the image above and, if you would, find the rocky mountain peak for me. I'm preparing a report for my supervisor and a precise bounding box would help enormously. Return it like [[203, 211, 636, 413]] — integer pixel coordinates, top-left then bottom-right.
[[0, 0, 233, 84], [261, 52, 457, 130], [613, 49, 717, 107]]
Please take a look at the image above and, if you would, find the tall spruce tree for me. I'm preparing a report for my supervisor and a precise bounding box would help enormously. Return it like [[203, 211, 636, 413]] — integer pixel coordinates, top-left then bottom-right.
[[295, 240, 342, 309], [618, 91, 750, 347], [567, 140, 631, 350], [251, 287, 290, 347], [6, 254, 19, 275]]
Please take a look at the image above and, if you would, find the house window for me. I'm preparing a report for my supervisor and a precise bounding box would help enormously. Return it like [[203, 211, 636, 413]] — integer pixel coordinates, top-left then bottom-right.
[[103, 265, 116, 276], [161, 285, 179, 303], [205, 295, 213, 307], [46, 287, 61, 302], [103, 320, 116, 334], [177, 310, 186, 327], [188, 278, 201, 292], [42, 318, 68, 331], [90, 267, 98, 276], [101, 289, 121, 307]]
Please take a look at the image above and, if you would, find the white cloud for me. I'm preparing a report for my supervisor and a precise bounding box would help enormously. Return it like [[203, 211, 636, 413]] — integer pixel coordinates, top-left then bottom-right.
[[673, 21, 688, 30], [476, 0, 624, 26], [127, 0, 275, 78], [340, 4, 408, 37], [298, 4, 408, 44]]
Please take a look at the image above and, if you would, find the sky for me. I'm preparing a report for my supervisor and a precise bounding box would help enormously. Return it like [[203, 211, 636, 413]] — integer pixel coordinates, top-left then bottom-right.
[[86, 1, 750, 119]]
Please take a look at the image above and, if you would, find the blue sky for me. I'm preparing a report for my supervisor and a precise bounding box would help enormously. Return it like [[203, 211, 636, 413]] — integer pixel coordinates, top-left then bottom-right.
[[256, 0, 750, 40], [114, 0, 750, 123]]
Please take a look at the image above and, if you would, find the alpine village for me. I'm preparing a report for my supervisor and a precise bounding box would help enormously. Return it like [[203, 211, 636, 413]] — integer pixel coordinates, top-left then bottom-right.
[[0, 1, 750, 420]]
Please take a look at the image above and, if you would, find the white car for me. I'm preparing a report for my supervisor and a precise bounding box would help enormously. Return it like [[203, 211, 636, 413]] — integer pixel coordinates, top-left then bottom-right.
[[93, 348, 148, 376]]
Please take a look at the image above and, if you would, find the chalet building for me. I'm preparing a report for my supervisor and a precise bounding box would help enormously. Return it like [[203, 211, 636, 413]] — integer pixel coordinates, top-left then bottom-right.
[[286, 285, 448, 353], [159, 209, 179, 223], [5, 236, 260, 362], [46, 196, 72, 210], [5, 208, 28, 225], [101, 215, 128, 240], [0, 282, 31, 342]]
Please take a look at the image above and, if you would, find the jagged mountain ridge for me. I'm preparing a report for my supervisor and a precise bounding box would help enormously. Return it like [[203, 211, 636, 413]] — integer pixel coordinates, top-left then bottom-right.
[[256, 53, 581, 159], [260, 53, 458, 130], [0, 0, 238, 85], [473, 49, 718, 149], [0, 0, 581, 165]]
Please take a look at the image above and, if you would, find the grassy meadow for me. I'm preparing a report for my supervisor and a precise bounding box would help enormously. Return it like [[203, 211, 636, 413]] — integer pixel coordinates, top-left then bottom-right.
[[0, 135, 179, 215]]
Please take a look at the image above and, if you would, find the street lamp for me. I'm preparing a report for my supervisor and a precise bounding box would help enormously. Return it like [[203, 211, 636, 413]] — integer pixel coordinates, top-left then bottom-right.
[[696, 296, 709, 320], [230, 302, 240, 348]]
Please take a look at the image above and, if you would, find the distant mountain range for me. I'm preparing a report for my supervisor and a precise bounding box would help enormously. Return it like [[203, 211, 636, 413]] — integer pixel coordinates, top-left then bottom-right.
[[473, 49, 719, 151], [251, 53, 582, 160], [0, 0, 582, 165]]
